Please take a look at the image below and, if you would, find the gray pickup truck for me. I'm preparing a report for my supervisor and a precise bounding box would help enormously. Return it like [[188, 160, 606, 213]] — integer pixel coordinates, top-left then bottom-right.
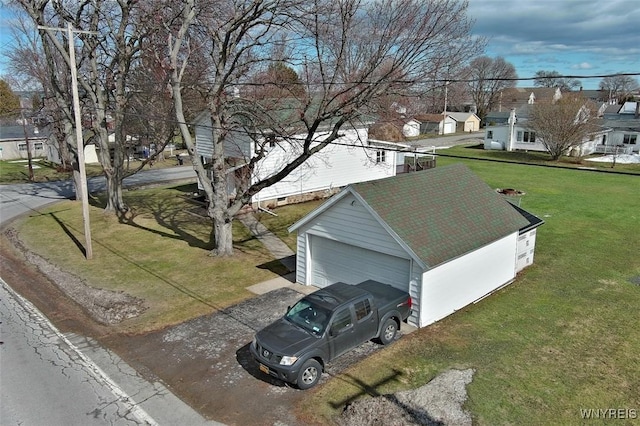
[[250, 280, 412, 389]]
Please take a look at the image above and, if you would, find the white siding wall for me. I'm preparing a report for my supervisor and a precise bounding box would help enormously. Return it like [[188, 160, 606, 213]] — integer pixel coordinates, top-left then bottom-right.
[[408, 264, 423, 327], [254, 129, 395, 202], [295, 232, 308, 285], [486, 124, 605, 155], [194, 116, 251, 159], [484, 126, 510, 150], [298, 193, 410, 261], [194, 120, 213, 158], [403, 121, 420, 137], [608, 130, 640, 153], [419, 233, 519, 327]]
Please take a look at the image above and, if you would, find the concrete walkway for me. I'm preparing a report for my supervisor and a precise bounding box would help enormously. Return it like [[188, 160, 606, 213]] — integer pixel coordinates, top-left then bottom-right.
[[238, 213, 317, 296]]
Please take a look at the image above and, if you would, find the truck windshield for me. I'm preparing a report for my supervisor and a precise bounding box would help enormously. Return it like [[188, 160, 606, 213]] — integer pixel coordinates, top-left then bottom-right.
[[285, 299, 331, 336]]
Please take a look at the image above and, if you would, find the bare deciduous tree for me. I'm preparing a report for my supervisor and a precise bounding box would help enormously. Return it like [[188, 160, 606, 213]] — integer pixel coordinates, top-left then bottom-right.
[[533, 70, 581, 91], [599, 74, 639, 103], [4, 4, 77, 172], [525, 95, 598, 161], [15, 0, 179, 213], [168, 0, 483, 256], [465, 56, 517, 122]]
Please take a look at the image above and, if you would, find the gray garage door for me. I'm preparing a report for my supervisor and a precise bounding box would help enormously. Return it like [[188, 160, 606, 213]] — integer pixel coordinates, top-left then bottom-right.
[[310, 236, 411, 289]]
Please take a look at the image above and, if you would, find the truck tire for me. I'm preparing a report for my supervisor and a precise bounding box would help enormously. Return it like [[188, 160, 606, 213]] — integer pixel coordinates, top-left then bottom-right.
[[379, 318, 398, 345], [296, 359, 322, 390]]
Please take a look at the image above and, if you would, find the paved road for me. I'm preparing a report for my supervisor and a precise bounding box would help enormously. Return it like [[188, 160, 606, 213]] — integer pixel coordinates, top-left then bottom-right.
[[0, 279, 159, 425], [0, 166, 219, 426], [406, 131, 485, 150], [0, 166, 196, 225]]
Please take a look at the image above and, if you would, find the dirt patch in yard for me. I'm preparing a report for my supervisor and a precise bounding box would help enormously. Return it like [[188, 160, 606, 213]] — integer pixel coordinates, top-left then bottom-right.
[[3, 228, 146, 324], [338, 369, 475, 426]]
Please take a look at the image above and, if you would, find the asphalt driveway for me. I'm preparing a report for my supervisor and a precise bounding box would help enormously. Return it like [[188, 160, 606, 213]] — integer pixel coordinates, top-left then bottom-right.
[[107, 286, 390, 425]]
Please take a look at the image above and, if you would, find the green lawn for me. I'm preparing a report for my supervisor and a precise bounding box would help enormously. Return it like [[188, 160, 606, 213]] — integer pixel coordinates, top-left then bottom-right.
[[5, 150, 640, 424], [6, 183, 287, 334], [295, 157, 640, 425]]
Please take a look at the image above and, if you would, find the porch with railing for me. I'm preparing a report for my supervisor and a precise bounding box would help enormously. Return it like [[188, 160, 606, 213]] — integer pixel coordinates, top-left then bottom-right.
[[594, 144, 635, 155]]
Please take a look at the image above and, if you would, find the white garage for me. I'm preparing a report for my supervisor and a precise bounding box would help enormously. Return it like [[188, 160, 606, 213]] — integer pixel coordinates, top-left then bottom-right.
[[289, 164, 544, 328], [309, 236, 411, 289]]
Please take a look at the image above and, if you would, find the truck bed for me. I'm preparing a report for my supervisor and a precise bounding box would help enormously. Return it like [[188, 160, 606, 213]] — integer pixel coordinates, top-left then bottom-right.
[[355, 280, 410, 314]]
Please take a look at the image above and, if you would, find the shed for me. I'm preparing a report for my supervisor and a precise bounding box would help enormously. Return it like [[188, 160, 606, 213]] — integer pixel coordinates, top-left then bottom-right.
[[403, 114, 456, 137], [446, 112, 481, 132], [289, 164, 544, 328]]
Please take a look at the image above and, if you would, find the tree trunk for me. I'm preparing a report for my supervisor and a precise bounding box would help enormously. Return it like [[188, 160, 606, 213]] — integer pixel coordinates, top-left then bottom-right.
[[103, 168, 125, 213], [211, 204, 234, 256]]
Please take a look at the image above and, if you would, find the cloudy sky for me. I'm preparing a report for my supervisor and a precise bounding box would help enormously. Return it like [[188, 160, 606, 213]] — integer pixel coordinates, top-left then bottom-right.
[[1, 0, 639, 90], [467, 0, 640, 89]]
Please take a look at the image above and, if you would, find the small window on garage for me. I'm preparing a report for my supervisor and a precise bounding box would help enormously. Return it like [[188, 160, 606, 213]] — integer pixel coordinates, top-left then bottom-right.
[[354, 298, 371, 321], [330, 308, 352, 334]]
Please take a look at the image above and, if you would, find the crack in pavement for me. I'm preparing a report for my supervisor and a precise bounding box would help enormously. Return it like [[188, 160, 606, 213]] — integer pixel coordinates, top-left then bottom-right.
[[1, 279, 158, 425]]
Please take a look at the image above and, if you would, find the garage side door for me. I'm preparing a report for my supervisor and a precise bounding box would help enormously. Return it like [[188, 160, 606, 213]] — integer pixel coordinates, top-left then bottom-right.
[[310, 236, 410, 289]]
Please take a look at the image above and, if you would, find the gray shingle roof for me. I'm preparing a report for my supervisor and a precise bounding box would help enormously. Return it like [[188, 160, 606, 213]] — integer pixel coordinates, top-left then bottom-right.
[[351, 163, 532, 268]]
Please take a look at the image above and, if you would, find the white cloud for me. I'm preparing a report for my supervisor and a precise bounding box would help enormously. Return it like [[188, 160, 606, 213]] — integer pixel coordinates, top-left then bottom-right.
[[572, 62, 593, 70], [468, 0, 640, 88]]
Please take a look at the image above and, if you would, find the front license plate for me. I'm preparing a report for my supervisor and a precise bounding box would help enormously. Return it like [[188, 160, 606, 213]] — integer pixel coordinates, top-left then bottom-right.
[[259, 364, 269, 374]]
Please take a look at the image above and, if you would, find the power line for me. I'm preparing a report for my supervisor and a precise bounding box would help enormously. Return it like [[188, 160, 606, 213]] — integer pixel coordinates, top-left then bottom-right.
[[116, 71, 640, 91]]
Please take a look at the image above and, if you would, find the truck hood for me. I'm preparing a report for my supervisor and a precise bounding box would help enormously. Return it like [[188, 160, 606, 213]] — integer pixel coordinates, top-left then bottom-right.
[[256, 318, 317, 355]]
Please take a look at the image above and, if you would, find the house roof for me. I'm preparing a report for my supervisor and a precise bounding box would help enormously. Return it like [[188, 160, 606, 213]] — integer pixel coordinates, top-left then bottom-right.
[[445, 112, 479, 122], [412, 114, 447, 123], [0, 123, 49, 141], [600, 118, 640, 132], [578, 89, 608, 102], [292, 163, 537, 269], [603, 104, 623, 115], [489, 87, 560, 113]]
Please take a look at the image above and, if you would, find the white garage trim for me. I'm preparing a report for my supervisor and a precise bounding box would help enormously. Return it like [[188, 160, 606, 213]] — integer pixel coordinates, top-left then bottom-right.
[[309, 236, 411, 290]]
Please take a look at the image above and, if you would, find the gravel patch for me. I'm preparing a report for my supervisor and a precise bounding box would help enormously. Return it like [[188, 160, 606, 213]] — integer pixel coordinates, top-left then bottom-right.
[[4, 228, 146, 324], [338, 368, 475, 426]]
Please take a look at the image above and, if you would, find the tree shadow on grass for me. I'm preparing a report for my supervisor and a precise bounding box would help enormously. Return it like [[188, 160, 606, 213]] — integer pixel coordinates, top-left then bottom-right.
[[104, 184, 215, 251]]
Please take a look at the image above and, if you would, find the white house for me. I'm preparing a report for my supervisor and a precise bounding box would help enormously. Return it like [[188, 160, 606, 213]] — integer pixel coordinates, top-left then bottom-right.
[[288, 164, 544, 328], [0, 124, 48, 161], [598, 101, 640, 154], [483, 106, 610, 156], [193, 113, 398, 207], [403, 114, 457, 137]]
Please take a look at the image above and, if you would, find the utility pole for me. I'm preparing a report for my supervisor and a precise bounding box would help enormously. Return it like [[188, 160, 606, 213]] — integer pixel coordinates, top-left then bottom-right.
[[39, 23, 97, 259], [20, 108, 34, 181], [443, 81, 449, 114]]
